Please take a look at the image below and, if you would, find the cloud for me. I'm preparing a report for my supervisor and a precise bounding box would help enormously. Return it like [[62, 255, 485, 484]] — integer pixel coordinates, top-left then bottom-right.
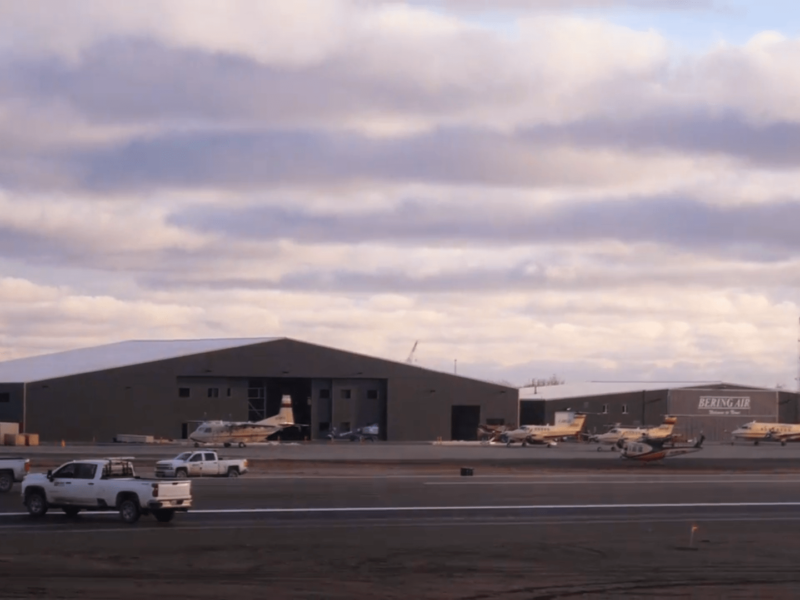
[[168, 194, 800, 258]]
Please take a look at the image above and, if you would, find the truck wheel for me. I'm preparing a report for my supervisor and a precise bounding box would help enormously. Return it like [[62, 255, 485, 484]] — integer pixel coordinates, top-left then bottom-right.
[[226, 468, 239, 478], [63, 507, 81, 517], [154, 509, 175, 523], [176, 469, 188, 479], [25, 491, 48, 518], [0, 472, 13, 493], [119, 499, 141, 524]]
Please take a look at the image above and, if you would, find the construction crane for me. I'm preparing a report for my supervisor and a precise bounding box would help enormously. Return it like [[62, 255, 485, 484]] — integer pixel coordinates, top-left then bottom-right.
[[406, 341, 418, 364]]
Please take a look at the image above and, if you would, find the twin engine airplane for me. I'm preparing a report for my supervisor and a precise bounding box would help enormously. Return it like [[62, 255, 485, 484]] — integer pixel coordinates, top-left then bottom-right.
[[590, 416, 678, 451], [502, 413, 588, 447], [189, 395, 301, 448], [730, 421, 800, 446], [619, 433, 705, 463]]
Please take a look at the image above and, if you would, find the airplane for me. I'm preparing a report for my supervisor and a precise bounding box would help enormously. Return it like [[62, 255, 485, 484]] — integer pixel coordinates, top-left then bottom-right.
[[619, 433, 705, 463], [730, 421, 800, 446], [501, 413, 588, 447], [189, 395, 302, 448], [478, 423, 511, 444], [589, 416, 678, 451]]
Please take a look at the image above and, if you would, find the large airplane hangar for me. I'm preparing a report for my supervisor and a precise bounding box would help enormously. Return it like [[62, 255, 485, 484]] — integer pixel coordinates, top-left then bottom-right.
[[519, 381, 800, 442], [0, 338, 517, 443]]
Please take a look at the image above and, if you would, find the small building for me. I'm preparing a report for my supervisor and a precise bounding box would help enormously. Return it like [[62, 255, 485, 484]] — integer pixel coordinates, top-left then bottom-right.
[[0, 337, 517, 443], [519, 381, 800, 442]]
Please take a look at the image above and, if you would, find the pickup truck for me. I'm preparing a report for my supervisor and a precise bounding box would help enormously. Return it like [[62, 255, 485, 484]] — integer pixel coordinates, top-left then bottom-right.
[[21, 457, 192, 524], [0, 457, 30, 493], [154, 451, 248, 479]]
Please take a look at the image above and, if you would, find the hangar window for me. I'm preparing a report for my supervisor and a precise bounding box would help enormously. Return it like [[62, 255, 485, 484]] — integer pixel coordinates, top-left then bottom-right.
[[486, 418, 505, 426], [621, 404, 629, 414], [367, 390, 378, 400], [340, 389, 352, 399], [178, 388, 191, 398], [0, 393, 9, 403], [207, 388, 219, 398], [602, 404, 608, 414], [319, 389, 330, 399]]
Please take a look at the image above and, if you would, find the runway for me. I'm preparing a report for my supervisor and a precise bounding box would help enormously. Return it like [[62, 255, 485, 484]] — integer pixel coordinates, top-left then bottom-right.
[[2, 474, 800, 598]]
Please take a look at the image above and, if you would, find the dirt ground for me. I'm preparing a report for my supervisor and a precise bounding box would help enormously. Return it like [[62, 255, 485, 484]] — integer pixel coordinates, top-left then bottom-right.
[[2, 518, 800, 599]]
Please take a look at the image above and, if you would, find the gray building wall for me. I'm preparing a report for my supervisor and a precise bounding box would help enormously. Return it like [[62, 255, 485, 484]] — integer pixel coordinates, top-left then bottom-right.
[[531, 390, 670, 437], [522, 385, 799, 443], [667, 387, 779, 441], [21, 339, 516, 442], [0, 383, 24, 426]]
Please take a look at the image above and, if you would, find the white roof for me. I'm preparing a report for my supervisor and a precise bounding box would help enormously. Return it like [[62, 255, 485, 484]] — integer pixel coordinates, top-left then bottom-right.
[[0, 338, 281, 383], [519, 380, 731, 401]]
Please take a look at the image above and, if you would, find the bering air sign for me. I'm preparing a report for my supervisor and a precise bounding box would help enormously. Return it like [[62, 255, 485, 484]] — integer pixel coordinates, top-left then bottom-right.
[[697, 396, 751, 415]]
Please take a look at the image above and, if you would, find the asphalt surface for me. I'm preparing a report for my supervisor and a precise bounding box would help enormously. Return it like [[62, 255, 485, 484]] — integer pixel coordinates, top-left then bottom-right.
[[8, 440, 800, 474], [2, 474, 800, 598]]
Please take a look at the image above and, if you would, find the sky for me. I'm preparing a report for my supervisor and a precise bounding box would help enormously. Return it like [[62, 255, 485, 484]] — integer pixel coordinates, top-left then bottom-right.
[[0, 0, 799, 390]]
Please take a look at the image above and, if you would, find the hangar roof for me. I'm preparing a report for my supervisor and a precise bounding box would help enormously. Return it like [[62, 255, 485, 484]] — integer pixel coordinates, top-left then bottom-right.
[[517, 380, 763, 401], [0, 338, 281, 383]]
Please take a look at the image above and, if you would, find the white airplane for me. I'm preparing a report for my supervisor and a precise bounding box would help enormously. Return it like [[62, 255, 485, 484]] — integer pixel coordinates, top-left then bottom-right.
[[730, 421, 800, 446], [189, 395, 300, 448], [502, 413, 587, 447], [590, 416, 678, 451]]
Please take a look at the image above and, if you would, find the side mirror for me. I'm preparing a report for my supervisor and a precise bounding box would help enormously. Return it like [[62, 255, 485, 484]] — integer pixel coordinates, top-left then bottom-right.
[[47, 470, 53, 480]]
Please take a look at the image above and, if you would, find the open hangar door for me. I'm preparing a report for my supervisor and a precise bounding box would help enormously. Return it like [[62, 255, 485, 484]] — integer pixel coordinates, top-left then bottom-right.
[[451, 405, 481, 441], [247, 378, 312, 441]]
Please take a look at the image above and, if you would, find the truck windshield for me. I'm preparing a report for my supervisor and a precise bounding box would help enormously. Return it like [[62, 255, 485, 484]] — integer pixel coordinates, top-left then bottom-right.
[[175, 452, 191, 461]]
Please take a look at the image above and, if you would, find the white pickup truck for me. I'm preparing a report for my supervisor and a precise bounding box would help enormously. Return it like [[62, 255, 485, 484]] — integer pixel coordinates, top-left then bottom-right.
[[0, 457, 30, 493], [155, 450, 248, 479], [21, 457, 192, 523]]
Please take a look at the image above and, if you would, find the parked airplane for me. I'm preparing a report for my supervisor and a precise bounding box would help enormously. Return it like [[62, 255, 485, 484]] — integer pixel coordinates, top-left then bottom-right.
[[730, 421, 800, 446], [502, 413, 587, 447], [189, 395, 300, 448], [590, 416, 678, 451], [619, 434, 705, 463]]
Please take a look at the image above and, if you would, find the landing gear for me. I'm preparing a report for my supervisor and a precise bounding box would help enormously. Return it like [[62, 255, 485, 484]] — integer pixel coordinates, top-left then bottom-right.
[[238, 442, 246, 448]]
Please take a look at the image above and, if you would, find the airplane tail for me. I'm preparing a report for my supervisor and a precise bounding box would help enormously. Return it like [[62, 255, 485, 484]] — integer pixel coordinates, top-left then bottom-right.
[[258, 395, 295, 427], [567, 413, 587, 435], [660, 415, 677, 435], [694, 434, 705, 449]]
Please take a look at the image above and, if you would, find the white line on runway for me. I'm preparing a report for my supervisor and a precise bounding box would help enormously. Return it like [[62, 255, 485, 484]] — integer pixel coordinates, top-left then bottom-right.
[[425, 479, 800, 486], [4, 501, 800, 518]]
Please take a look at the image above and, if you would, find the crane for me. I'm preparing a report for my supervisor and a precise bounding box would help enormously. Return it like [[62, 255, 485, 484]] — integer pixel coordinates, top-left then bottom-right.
[[406, 340, 418, 364]]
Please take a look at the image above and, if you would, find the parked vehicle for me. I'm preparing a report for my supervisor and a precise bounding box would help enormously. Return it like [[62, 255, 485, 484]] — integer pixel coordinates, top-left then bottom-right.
[[327, 423, 379, 442], [154, 451, 248, 479], [0, 457, 30, 493], [21, 457, 192, 523]]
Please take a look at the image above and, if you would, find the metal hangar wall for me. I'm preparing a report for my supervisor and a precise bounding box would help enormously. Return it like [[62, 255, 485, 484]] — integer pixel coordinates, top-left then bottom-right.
[[0, 338, 517, 443]]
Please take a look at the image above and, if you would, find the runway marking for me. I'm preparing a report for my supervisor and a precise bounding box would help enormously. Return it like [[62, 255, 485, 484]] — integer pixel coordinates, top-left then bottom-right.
[[4, 501, 800, 519], [425, 479, 800, 486]]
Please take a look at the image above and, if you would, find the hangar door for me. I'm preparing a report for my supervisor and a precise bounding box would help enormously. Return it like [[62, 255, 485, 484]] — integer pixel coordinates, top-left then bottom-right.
[[451, 405, 481, 441]]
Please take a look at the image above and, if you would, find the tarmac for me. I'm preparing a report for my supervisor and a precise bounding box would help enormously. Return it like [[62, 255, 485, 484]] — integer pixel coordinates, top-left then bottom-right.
[[5, 439, 800, 474], [3, 470, 800, 598]]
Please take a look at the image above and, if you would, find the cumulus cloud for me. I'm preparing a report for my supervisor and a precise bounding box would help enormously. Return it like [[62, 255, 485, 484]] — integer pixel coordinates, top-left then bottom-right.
[[0, 1, 798, 388]]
